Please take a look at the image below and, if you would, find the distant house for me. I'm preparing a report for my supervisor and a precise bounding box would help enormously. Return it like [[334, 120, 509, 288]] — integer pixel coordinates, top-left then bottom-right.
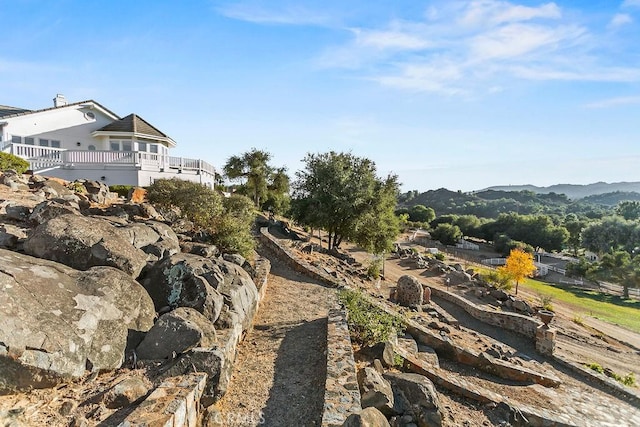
[[0, 94, 215, 187]]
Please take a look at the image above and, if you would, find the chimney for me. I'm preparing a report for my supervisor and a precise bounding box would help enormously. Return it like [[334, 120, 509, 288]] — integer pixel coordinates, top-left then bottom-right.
[[53, 94, 67, 107]]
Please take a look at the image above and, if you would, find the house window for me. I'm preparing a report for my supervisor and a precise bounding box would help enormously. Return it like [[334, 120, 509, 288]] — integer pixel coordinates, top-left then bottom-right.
[[122, 141, 132, 151], [39, 138, 49, 146], [138, 142, 147, 152], [110, 142, 120, 151], [11, 135, 21, 143], [51, 140, 61, 148], [150, 144, 158, 154], [88, 145, 96, 151], [24, 137, 34, 145]]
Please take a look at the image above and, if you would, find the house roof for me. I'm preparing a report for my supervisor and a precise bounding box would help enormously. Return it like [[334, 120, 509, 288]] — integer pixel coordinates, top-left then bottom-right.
[[96, 113, 168, 138], [93, 113, 177, 147], [0, 105, 32, 118], [0, 100, 120, 120]]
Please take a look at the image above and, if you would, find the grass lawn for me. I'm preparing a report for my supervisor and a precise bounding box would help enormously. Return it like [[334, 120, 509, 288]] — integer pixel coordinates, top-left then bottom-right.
[[519, 277, 640, 333], [472, 266, 640, 333]]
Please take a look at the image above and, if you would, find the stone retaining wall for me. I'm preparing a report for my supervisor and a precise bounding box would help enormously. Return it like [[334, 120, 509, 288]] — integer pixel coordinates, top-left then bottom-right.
[[429, 286, 541, 338], [321, 306, 361, 427], [117, 373, 207, 427]]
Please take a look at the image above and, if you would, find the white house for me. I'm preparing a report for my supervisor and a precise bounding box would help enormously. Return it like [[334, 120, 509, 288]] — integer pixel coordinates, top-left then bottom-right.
[[0, 94, 216, 187]]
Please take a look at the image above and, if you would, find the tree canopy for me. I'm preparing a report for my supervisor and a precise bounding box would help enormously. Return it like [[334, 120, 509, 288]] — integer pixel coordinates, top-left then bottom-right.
[[291, 151, 400, 253], [498, 248, 536, 295], [223, 148, 290, 212]]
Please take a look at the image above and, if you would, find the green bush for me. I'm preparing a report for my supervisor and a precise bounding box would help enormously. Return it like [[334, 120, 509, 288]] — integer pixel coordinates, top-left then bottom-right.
[[147, 179, 255, 257], [366, 258, 382, 279], [338, 288, 405, 347], [433, 252, 445, 261], [482, 269, 513, 291], [0, 152, 30, 174], [109, 184, 134, 198]]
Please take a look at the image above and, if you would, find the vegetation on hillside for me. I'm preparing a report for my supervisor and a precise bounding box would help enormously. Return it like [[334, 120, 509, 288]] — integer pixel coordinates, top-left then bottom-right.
[[223, 148, 290, 214], [291, 151, 401, 254], [0, 152, 30, 174], [147, 178, 255, 257]]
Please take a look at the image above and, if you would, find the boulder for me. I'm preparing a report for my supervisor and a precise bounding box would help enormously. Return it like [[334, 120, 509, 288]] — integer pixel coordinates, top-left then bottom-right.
[[120, 223, 161, 248], [103, 377, 150, 409], [141, 254, 227, 323], [181, 241, 220, 258], [29, 200, 80, 224], [396, 275, 423, 308], [384, 372, 442, 427], [512, 299, 533, 314], [422, 286, 431, 304], [0, 224, 27, 249], [341, 407, 390, 427], [445, 270, 473, 286], [136, 307, 217, 360], [0, 249, 155, 392], [416, 345, 440, 368], [5, 203, 31, 221], [358, 367, 395, 415], [23, 214, 148, 277]]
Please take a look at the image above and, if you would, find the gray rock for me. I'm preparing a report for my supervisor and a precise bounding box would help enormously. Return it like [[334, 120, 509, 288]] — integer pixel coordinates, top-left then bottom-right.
[[490, 288, 509, 301], [416, 345, 439, 368], [396, 275, 423, 308], [103, 377, 150, 409], [397, 336, 419, 355], [358, 367, 395, 415], [0, 224, 27, 249], [181, 241, 220, 258], [222, 253, 245, 267], [120, 223, 161, 248], [384, 372, 442, 427], [512, 299, 533, 314], [342, 407, 391, 427], [136, 307, 217, 360], [0, 249, 155, 392], [141, 254, 227, 323], [28, 200, 80, 224], [5, 204, 31, 221], [23, 214, 148, 277]]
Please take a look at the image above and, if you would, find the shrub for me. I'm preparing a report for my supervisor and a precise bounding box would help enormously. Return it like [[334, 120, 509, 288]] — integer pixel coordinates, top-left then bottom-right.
[[482, 269, 513, 291], [366, 257, 383, 279], [572, 313, 585, 325], [109, 184, 134, 198], [338, 288, 405, 347], [147, 179, 255, 257], [537, 293, 554, 312], [585, 362, 604, 374], [0, 152, 30, 174], [433, 252, 445, 261]]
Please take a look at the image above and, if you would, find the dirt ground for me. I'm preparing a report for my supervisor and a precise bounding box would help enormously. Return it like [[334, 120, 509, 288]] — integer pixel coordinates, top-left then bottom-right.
[[213, 251, 336, 427]]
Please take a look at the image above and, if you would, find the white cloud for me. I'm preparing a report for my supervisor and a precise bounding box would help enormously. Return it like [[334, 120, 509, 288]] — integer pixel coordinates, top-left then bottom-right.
[[372, 62, 466, 95], [622, 0, 640, 8], [354, 28, 432, 51], [217, 2, 331, 26], [470, 23, 584, 61], [609, 13, 633, 28], [458, 1, 561, 27], [584, 96, 640, 108], [511, 66, 640, 82]]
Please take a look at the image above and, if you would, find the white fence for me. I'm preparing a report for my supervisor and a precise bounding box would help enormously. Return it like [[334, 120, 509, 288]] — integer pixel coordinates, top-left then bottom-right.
[[7, 143, 216, 178]]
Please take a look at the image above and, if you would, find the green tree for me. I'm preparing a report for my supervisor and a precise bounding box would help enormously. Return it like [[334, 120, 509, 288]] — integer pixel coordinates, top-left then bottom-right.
[[408, 205, 435, 223], [430, 223, 462, 246], [616, 200, 640, 221], [223, 149, 271, 208], [291, 151, 400, 252], [499, 248, 536, 295], [581, 217, 634, 255], [564, 214, 587, 256]]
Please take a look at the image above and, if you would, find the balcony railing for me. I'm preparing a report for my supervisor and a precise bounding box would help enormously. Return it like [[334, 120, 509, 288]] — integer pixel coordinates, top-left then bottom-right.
[[8, 143, 216, 177]]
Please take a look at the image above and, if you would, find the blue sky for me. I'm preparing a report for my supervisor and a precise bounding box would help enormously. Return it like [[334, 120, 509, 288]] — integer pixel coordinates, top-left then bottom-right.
[[2, 0, 639, 192]]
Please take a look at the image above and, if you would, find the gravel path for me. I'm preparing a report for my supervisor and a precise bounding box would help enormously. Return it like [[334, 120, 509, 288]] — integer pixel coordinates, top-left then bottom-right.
[[214, 254, 336, 427]]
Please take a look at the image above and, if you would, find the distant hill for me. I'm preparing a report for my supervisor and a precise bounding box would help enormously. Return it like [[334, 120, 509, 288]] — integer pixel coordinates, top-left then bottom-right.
[[482, 181, 640, 200]]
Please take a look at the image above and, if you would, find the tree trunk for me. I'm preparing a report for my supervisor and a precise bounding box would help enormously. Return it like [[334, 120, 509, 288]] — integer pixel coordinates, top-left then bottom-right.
[[623, 285, 630, 299], [515, 280, 519, 295]]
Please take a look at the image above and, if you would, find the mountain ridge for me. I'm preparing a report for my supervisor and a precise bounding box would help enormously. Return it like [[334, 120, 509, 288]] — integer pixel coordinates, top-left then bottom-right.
[[479, 181, 640, 200]]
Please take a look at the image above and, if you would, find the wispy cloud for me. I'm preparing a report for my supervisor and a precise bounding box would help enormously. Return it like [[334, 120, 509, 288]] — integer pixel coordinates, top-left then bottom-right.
[[584, 96, 640, 109], [216, 2, 332, 26], [609, 13, 633, 28], [219, 0, 640, 96]]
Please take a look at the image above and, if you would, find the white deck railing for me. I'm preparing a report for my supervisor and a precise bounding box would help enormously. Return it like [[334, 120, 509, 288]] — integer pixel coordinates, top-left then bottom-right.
[[7, 143, 216, 177]]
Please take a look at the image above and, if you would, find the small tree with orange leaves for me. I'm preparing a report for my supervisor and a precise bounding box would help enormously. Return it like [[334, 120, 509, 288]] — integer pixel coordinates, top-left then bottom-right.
[[498, 248, 536, 295]]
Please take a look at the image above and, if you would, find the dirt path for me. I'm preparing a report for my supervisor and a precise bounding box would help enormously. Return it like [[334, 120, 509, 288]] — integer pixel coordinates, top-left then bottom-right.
[[214, 254, 336, 427]]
